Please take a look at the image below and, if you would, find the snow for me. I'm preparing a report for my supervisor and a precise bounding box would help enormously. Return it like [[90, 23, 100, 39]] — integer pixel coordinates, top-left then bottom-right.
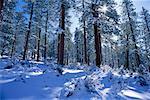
[[26, 71, 43, 76], [121, 89, 150, 100], [62, 68, 84, 74], [0, 78, 16, 84], [0, 59, 150, 100]]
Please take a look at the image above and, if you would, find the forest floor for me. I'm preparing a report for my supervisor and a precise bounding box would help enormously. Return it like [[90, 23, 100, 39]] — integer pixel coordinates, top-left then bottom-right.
[[0, 57, 150, 100]]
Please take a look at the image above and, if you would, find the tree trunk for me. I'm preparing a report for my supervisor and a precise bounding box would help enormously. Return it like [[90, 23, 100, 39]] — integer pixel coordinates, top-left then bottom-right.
[[66, 52, 68, 65], [76, 41, 80, 62], [57, 3, 65, 65], [0, 1, 4, 56], [87, 54, 90, 65], [1, 36, 6, 56], [0, 0, 3, 11], [57, 34, 61, 63], [83, 21, 87, 64], [92, 4, 102, 67], [59, 33, 65, 65], [125, 34, 129, 69], [23, 2, 34, 60], [82, 0, 87, 64], [0, 0, 4, 20], [126, 3, 141, 68], [44, 10, 48, 60], [94, 23, 102, 67], [37, 28, 41, 61]]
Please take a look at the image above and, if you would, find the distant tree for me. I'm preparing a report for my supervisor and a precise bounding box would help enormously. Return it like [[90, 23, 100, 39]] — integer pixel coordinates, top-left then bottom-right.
[[64, 27, 74, 64], [34, 0, 46, 61], [74, 28, 84, 63], [11, 12, 26, 57]]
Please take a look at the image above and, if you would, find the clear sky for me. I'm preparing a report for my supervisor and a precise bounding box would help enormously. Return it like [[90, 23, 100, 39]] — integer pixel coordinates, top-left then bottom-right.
[[70, 0, 150, 34], [133, 0, 150, 12]]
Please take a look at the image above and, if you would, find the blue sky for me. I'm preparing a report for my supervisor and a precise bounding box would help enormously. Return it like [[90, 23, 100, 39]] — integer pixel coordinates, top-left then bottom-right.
[[133, 0, 150, 12], [116, 0, 150, 12]]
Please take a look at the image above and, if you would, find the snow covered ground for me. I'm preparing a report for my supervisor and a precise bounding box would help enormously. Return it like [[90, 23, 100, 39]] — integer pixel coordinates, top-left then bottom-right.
[[0, 58, 150, 100]]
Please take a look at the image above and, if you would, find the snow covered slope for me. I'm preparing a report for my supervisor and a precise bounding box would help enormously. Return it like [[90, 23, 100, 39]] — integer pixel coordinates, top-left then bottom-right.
[[0, 59, 150, 100]]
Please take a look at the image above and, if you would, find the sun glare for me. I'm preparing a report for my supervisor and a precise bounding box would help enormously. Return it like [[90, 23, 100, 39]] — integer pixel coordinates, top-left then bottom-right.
[[99, 5, 108, 13]]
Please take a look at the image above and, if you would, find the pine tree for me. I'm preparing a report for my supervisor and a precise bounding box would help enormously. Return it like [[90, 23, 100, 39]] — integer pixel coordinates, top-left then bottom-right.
[[82, 0, 87, 64], [23, 1, 34, 60], [34, 0, 46, 61], [141, 7, 150, 59], [90, 0, 119, 67], [140, 7, 150, 70], [74, 28, 84, 63], [0, 0, 17, 56], [121, 0, 141, 69], [57, 2, 65, 65], [13, 12, 26, 57], [92, 6, 102, 67], [64, 27, 74, 64], [44, 10, 48, 61], [57, 0, 75, 65]]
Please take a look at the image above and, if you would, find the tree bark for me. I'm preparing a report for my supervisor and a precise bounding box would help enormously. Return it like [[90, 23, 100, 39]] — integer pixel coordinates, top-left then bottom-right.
[[94, 23, 102, 67], [83, 21, 87, 64], [92, 4, 102, 67], [0, 0, 4, 20], [57, 34, 61, 63], [125, 34, 129, 69], [37, 28, 41, 61], [82, 0, 87, 64], [87, 54, 90, 65], [76, 41, 80, 62], [44, 10, 48, 60], [1, 36, 6, 56], [66, 52, 68, 65], [57, 3, 65, 65], [23, 2, 34, 60], [59, 33, 65, 65]]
